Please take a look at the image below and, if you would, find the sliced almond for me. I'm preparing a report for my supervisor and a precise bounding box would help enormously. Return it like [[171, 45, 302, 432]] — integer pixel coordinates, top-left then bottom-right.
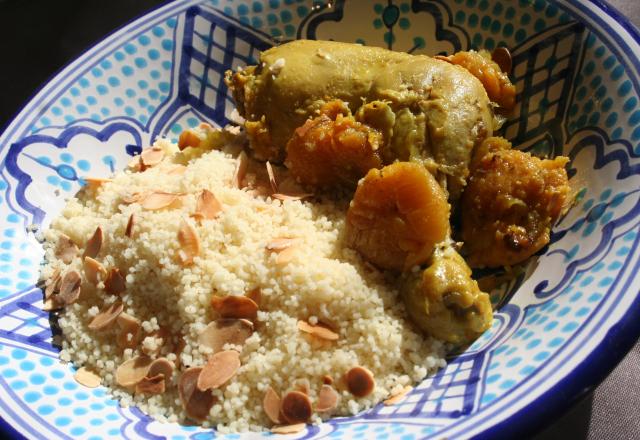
[[263, 386, 282, 424], [42, 297, 62, 311], [122, 192, 144, 204], [197, 350, 241, 391], [195, 190, 222, 220], [128, 155, 142, 171], [383, 385, 413, 406], [44, 269, 62, 300], [211, 295, 258, 320], [140, 146, 164, 167], [297, 320, 339, 341], [281, 390, 312, 424], [74, 367, 101, 388], [316, 384, 339, 412], [293, 378, 310, 396], [266, 237, 297, 251], [322, 375, 334, 385], [271, 424, 306, 434], [345, 366, 375, 397], [55, 234, 79, 264], [141, 192, 180, 210], [232, 151, 248, 189], [115, 355, 153, 387], [84, 256, 107, 285], [135, 373, 165, 395], [167, 164, 187, 175], [179, 367, 216, 421], [125, 214, 135, 238], [88, 300, 124, 330], [275, 246, 297, 266], [83, 226, 103, 259], [58, 270, 82, 305], [271, 193, 313, 201], [148, 358, 174, 388], [198, 319, 254, 353], [177, 219, 200, 266], [266, 161, 278, 193], [105, 268, 126, 295], [246, 287, 261, 306], [83, 177, 113, 189], [116, 312, 141, 349]]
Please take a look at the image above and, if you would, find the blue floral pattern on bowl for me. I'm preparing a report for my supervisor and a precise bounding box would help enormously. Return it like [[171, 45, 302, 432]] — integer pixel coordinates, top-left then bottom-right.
[[1, 0, 640, 438]]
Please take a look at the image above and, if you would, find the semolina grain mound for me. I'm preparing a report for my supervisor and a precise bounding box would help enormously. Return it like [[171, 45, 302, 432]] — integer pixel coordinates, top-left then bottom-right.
[[41, 139, 446, 432]]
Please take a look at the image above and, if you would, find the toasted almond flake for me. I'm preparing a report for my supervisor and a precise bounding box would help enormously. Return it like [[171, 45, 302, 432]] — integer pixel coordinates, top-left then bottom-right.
[[141, 192, 180, 210], [281, 391, 312, 424], [271, 193, 313, 201], [345, 366, 375, 397], [55, 234, 79, 264], [266, 161, 278, 193], [265, 237, 297, 251], [263, 386, 282, 424], [297, 320, 339, 341], [135, 373, 165, 395], [232, 151, 248, 188], [42, 297, 62, 311], [197, 350, 241, 391], [198, 318, 254, 353], [122, 192, 144, 204], [178, 129, 202, 151], [179, 367, 216, 421], [492, 46, 513, 74], [44, 269, 62, 300], [105, 268, 126, 295], [167, 164, 187, 175], [148, 358, 174, 387], [293, 378, 310, 396], [140, 146, 164, 167], [383, 385, 413, 406], [125, 214, 135, 238], [74, 367, 102, 388], [271, 424, 306, 434], [58, 270, 82, 305], [275, 246, 297, 265], [322, 375, 334, 385], [246, 287, 261, 306], [83, 177, 113, 188], [211, 295, 258, 320], [116, 312, 141, 349], [195, 190, 222, 220], [88, 300, 123, 330], [84, 256, 107, 285], [83, 226, 103, 259], [177, 219, 200, 266], [316, 384, 339, 412], [116, 355, 153, 387]]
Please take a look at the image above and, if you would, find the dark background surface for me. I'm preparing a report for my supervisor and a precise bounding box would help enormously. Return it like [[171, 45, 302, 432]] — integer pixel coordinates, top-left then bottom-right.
[[0, 0, 639, 439]]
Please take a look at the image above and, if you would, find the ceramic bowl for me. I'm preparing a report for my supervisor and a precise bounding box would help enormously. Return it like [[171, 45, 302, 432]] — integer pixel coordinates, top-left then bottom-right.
[[1, 0, 639, 438]]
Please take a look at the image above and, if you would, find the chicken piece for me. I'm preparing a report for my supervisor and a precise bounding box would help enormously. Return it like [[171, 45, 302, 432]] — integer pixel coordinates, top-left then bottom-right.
[[225, 40, 496, 199], [400, 244, 493, 345], [461, 145, 570, 268], [346, 162, 450, 271], [436, 50, 516, 110], [284, 101, 383, 188]]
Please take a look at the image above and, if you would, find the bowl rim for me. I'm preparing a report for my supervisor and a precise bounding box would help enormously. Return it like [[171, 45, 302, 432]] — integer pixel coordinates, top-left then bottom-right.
[[0, 0, 639, 438]]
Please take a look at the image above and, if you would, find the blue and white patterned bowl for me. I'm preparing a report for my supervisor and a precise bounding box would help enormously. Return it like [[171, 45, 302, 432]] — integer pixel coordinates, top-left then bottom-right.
[[1, 0, 639, 438]]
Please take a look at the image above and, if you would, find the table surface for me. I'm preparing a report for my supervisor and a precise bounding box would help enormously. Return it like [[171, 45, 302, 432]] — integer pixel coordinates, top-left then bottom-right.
[[0, 0, 639, 439]]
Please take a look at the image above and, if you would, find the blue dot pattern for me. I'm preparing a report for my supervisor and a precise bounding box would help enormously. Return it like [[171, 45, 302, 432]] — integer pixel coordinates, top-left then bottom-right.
[[31, 18, 176, 132], [0, 0, 639, 439]]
